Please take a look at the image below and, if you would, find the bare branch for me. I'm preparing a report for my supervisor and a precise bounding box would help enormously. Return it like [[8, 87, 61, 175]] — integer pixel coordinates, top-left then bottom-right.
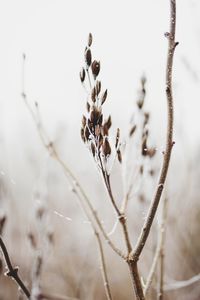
[[95, 232, 113, 300], [0, 236, 30, 298], [132, 0, 177, 261]]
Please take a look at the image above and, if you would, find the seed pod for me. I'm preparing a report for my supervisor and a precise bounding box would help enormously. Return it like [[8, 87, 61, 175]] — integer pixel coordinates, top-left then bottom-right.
[[140, 165, 144, 175], [117, 149, 122, 163], [143, 112, 150, 127], [91, 142, 96, 157], [88, 33, 93, 47], [96, 80, 101, 95], [80, 127, 86, 143], [102, 138, 111, 157], [91, 60, 100, 79], [80, 68, 86, 82], [91, 87, 96, 102], [129, 125, 137, 137], [147, 147, 156, 158], [141, 137, 147, 156], [101, 89, 107, 105], [115, 128, 120, 149], [82, 115, 86, 127], [103, 115, 112, 135], [85, 48, 92, 68], [84, 126, 90, 141], [28, 232, 37, 249], [137, 98, 144, 109], [86, 102, 90, 112]]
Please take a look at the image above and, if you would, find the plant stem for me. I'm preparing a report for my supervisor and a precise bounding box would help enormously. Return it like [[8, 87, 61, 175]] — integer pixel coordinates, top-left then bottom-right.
[[0, 237, 30, 298]]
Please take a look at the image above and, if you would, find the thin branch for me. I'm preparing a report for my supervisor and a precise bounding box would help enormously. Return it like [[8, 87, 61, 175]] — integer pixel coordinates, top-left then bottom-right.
[[164, 273, 200, 291], [127, 2, 177, 299], [144, 197, 167, 297], [131, 0, 178, 260], [0, 236, 30, 298], [95, 232, 113, 300]]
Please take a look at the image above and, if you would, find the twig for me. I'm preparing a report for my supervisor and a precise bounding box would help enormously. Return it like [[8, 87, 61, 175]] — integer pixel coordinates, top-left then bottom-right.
[[0, 236, 30, 298], [95, 231, 113, 300], [128, 1, 178, 299], [144, 197, 167, 297], [164, 273, 200, 291]]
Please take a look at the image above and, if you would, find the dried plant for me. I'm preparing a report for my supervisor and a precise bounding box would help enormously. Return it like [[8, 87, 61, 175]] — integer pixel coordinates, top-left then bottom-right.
[[0, 1, 180, 299]]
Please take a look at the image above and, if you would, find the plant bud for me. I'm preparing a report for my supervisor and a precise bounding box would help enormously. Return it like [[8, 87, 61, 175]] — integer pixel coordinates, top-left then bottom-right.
[[91, 60, 100, 79]]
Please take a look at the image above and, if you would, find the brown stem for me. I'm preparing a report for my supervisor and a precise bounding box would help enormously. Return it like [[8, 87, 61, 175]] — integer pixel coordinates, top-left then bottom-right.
[[132, 0, 177, 260], [95, 232, 113, 300], [128, 260, 145, 300], [0, 237, 30, 298]]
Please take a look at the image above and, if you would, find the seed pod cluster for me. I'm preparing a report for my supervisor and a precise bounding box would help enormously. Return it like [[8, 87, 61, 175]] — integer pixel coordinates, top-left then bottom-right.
[[80, 33, 122, 164]]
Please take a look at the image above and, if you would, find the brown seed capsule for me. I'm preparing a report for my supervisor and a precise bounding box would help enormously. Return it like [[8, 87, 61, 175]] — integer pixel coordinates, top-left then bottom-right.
[[141, 137, 147, 156], [91, 60, 100, 79], [137, 98, 144, 109], [147, 147, 156, 158], [84, 126, 90, 141], [86, 102, 90, 112], [80, 68, 86, 82], [28, 232, 37, 249], [88, 33, 93, 47], [91, 142, 96, 157], [115, 128, 120, 149], [85, 48, 92, 67], [102, 138, 111, 157], [81, 127, 86, 143], [103, 115, 112, 136], [140, 165, 144, 174], [101, 89, 107, 105], [129, 125, 137, 137], [117, 149, 122, 163], [96, 80, 101, 95], [91, 87, 96, 102], [82, 115, 87, 127]]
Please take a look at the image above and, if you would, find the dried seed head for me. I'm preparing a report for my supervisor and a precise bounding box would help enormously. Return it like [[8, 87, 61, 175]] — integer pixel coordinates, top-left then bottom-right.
[[84, 126, 90, 141], [28, 232, 37, 249], [103, 115, 112, 136], [149, 169, 155, 176], [47, 232, 54, 244], [91, 142, 96, 157], [82, 115, 87, 127], [91, 60, 100, 79], [91, 87, 96, 102], [101, 89, 107, 105], [129, 125, 137, 137], [143, 112, 150, 127], [88, 33, 93, 47], [85, 48, 92, 68], [81, 127, 86, 143], [141, 137, 147, 156], [80, 68, 86, 82], [115, 128, 120, 149], [86, 102, 90, 112], [137, 98, 144, 109], [117, 149, 122, 163], [147, 147, 156, 158], [140, 165, 144, 175], [96, 80, 101, 95], [102, 138, 111, 157]]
